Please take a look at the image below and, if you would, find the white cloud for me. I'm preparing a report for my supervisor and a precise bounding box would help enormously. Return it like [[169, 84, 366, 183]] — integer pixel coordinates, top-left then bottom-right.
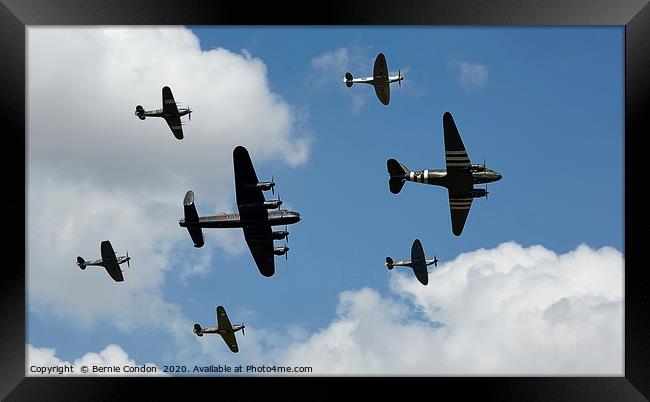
[[450, 61, 488, 90], [273, 242, 623, 375], [27, 344, 164, 376], [26, 27, 311, 360], [28, 27, 312, 195]]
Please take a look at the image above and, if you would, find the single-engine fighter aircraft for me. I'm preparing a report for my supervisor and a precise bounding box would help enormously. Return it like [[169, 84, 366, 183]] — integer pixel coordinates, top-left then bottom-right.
[[135, 86, 191, 140], [387, 112, 502, 236], [76, 240, 131, 282], [343, 52, 404, 105], [385, 239, 437, 286], [179, 145, 300, 277], [193, 306, 245, 353]]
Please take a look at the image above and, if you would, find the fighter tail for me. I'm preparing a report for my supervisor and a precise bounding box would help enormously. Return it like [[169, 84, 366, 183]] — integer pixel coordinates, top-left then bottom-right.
[[135, 105, 145, 120], [344, 72, 354, 87], [183, 191, 204, 248], [387, 159, 409, 194]]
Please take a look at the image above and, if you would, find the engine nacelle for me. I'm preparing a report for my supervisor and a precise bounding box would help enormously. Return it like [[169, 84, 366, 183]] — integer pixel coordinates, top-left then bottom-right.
[[272, 230, 289, 240], [273, 246, 289, 256], [264, 200, 283, 209], [250, 181, 275, 191], [467, 189, 488, 198]]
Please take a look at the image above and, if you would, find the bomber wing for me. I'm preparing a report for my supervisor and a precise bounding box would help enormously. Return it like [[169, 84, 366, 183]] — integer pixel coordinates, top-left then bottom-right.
[[443, 112, 475, 236], [100, 241, 124, 282], [443, 112, 472, 176], [216, 306, 239, 353], [448, 187, 473, 236], [243, 226, 275, 277], [233, 146, 275, 277]]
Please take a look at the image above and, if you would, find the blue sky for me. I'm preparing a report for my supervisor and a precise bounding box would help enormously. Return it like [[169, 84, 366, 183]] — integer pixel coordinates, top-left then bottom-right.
[[27, 27, 624, 374]]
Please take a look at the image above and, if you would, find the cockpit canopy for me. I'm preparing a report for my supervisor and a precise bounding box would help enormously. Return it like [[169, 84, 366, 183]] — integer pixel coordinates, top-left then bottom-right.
[[470, 164, 486, 172]]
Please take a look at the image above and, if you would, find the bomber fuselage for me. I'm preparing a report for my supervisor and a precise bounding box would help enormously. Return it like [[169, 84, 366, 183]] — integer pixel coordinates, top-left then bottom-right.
[[394, 166, 502, 188], [179, 210, 300, 229]]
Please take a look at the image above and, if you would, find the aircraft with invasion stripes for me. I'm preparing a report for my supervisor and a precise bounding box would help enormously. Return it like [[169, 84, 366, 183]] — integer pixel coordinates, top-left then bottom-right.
[[386, 112, 502, 236]]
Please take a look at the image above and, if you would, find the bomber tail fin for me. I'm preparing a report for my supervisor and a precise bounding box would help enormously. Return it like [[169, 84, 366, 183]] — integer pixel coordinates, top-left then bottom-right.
[[76, 256, 86, 270], [183, 191, 204, 248], [193, 323, 203, 337], [387, 159, 409, 194], [344, 72, 353, 87], [385, 257, 394, 270]]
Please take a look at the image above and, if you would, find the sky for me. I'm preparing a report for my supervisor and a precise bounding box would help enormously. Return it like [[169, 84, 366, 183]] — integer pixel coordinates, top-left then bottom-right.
[[26, 27, 624, 375]]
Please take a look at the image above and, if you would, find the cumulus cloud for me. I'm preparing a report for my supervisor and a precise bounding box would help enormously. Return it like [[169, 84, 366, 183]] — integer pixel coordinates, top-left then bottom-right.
[[27, 27, 311, 359], [27, 344, 164, 376], [450, 60, 488, 90], [274, 242, 623, 375]]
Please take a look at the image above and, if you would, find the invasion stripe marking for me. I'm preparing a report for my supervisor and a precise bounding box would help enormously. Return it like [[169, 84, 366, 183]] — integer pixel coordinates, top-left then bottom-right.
[[446, 150, 468, 154], [424, 169, 429, 183], [446, 156, 470, 160], [410, 171, 415, 181], [450, 206, 471, 210]]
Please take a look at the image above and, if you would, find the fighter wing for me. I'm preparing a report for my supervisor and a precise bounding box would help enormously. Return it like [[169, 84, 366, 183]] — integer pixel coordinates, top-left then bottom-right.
[[100, 241, 124, 281], [448, 186, 473, 236], [164, 116, 184, 140], [373, 53, 388, 80], [410, 239, 428, 285], [243, 225, 275, 277], [103, 261, 125, 282], [374, 85, 390, 105], [219, 332, 239, 353], [216, 306, 239, 352], [216, 306, 233, 330], [443, 112, 472, 176], [162, 86, 179, 114], [100, 240, 117, 263]]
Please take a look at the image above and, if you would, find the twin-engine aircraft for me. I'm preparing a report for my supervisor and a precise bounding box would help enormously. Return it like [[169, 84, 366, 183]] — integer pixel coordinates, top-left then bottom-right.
[[194, 306, 245, 353], [385, 239, 437, 286], [387, 112, 502, 236], [135, 86, 191, 140], [343, 52, 404, 105], [179, 146, 301, 277], [76, 240, 131, 282]]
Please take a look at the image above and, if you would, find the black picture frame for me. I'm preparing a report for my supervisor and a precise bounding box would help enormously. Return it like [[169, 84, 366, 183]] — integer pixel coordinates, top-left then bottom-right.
[[1, 0, 646, 399]]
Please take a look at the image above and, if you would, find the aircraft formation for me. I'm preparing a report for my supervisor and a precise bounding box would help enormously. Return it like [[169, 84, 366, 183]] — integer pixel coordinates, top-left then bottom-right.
[[75, 52, 501, 353]]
